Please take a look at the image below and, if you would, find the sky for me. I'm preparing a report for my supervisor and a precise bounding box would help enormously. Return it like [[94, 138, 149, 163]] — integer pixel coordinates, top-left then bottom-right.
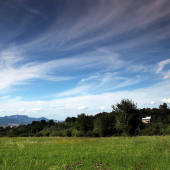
[[0, 0, 170, 120]]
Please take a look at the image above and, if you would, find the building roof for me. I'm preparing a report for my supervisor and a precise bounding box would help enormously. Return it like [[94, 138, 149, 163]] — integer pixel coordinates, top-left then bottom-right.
[[142, 116, 151, 120]]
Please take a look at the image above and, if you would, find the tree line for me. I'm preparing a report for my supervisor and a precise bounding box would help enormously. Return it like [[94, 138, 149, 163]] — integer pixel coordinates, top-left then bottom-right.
[[1, 99, 170, 137]]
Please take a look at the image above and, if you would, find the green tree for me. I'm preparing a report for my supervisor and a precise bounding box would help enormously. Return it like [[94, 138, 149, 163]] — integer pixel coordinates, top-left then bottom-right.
[[112, 99, 137, 113], [159, 103, 168, 110], [48, 120, 55, 126], [75, 113, 94, 133], [158, 103, 169, 123], [65, 117, 77, 123], [112, 99, 139, 136], [94, 112, 116, 137]]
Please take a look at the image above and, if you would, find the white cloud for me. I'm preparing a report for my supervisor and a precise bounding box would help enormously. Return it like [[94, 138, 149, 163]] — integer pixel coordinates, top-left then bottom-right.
[[162, 98, 170, 104], [157, 59, 170, 73], [31, 108, 42, 111], [100, 106, 105, 110], [18, 108, 25, 112], [163, 76, 170, 80], [0, 95, 11, 100], [150, 101, 155, 105], [0, 109, 4, 112], [77, 106, 87, 110], [59, 105, 68, 110]]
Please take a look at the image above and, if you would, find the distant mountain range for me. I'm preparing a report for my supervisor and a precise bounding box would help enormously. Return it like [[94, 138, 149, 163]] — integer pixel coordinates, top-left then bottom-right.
[[0, 115, 63, 126]]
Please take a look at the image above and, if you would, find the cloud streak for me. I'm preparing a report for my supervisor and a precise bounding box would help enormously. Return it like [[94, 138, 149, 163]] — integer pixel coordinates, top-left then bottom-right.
[[0, 46, 124, 93], [12, 0, 168, 52], [157, 59, 170, 73]]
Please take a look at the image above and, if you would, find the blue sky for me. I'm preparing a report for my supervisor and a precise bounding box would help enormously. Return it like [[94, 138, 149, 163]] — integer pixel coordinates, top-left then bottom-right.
[[0, 0, 170, 120]]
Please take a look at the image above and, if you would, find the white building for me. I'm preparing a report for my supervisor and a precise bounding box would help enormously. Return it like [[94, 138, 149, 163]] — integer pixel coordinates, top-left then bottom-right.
[[142, 116, 151, 123]]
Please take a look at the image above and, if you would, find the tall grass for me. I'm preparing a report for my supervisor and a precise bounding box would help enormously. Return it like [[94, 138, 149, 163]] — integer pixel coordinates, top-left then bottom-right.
[[0, 136, 170, 169]]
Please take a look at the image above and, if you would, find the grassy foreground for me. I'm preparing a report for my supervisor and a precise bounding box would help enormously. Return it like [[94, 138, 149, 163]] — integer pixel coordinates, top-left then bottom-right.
[[0, 136, 170, 170]]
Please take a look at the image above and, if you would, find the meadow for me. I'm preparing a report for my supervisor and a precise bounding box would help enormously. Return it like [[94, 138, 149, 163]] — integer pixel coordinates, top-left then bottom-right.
[[0, 136, 170, 170]]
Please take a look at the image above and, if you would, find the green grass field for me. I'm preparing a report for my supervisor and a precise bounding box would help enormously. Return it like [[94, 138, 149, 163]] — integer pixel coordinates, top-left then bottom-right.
[[0, 136, 170, 170]]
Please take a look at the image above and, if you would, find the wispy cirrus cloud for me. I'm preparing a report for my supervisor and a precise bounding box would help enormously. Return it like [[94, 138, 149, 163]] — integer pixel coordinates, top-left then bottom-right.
[[0, 47, 123, 93], [157, 59, 170, 73], [156, 59, 170, 79], [19, 0, 170, 51], [52, 73, 147, 98], [1, 0, 170, 52], [26, 8, 48, 20], [0, 44, 167, 102], [56, 85, 92, 98]]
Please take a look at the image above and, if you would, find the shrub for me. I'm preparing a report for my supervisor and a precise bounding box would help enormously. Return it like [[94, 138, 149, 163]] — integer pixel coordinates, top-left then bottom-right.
[[165, 125, 170, 135], [35, 132, 43, 137], [62, 129, 72, 137], [50, 130, 62, 137], [71, 130, 84, 137], [85, 130, 99, 137]]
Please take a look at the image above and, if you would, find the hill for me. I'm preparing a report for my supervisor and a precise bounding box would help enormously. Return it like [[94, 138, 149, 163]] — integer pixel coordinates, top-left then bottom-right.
[[0, 115, 62, 126]]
